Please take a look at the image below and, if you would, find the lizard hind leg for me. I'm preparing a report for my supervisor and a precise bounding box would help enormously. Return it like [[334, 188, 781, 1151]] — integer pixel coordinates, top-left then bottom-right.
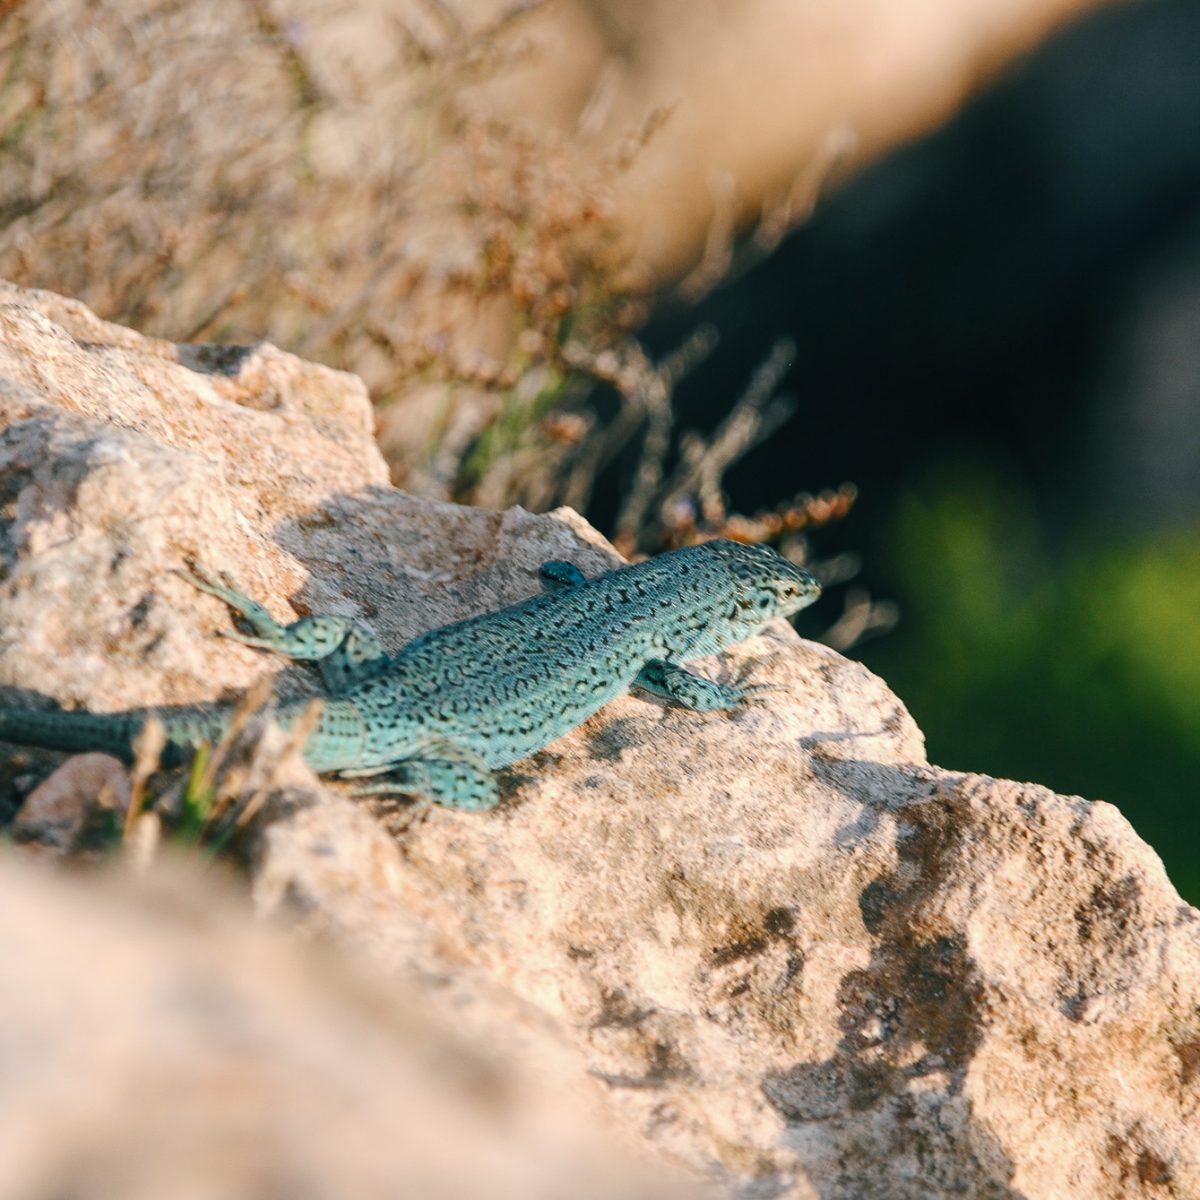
[[338, 740, 500, 812], [178, 560, 388, 694], [539, 560, 587, 591]]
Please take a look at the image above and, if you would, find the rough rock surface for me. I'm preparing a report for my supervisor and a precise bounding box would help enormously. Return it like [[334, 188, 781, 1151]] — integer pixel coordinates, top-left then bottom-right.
[[0, 854, 677, 1200], [1, 281, 1198, 1199]]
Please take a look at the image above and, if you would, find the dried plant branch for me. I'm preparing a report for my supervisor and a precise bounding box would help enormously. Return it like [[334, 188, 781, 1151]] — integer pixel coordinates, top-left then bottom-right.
[[663, 336, 797, 528], [608, 336, 805, 555], [0, 0, 885, 663], [558, 322, 721, 517], [821, 586, 900, 652]]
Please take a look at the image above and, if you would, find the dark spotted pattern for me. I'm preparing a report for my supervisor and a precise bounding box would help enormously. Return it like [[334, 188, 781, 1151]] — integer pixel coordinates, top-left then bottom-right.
[[0, 540, 820, 810], [302, 540, 820, 773]]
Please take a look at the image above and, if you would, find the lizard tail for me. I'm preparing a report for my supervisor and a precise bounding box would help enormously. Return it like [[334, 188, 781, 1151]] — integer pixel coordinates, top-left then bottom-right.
[[0, 707, 228, 766]]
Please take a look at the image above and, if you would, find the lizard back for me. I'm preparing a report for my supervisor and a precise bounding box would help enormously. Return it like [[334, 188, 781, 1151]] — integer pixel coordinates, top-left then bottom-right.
[[338, 541, 813, 770]]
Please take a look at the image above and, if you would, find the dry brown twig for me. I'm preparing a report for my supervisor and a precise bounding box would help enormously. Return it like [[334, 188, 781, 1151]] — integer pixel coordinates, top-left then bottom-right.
[[0, 1, 884, 660]]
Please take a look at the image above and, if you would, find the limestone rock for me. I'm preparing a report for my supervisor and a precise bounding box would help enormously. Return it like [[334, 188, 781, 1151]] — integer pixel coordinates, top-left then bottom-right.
[[0, 854, 676, 1200], [263, 685, 1200, 1198], [1, 281, 1198, 1198]]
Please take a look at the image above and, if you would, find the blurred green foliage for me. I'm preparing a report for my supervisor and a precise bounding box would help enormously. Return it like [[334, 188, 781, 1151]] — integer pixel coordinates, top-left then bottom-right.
[[863, 463, 1200, 904]]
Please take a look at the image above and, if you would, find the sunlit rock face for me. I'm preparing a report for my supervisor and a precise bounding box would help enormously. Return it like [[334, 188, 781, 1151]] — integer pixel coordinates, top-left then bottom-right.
[[1, 281, 1197, 1199]]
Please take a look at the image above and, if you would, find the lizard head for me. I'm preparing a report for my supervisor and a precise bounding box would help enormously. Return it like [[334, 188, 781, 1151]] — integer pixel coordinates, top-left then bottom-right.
[[708, 539, 822, 623]]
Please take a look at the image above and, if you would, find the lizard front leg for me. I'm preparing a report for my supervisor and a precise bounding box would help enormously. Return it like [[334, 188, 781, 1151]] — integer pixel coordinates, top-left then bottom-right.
[[634, 658, 757, 712], [179, 561, 389, 694]]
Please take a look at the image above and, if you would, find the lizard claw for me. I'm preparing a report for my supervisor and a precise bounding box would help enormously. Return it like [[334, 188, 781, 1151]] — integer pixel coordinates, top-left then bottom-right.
[[175, 558, 237, 597], [215, 628, 276, 650]]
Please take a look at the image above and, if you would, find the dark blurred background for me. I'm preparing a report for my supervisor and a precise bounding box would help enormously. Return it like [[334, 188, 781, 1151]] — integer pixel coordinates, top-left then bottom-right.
[[634, 0, 1200, 899]]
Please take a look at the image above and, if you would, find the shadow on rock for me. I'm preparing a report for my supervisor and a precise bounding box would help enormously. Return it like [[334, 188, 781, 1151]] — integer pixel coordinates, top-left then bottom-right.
[[763, 758, 1024, 1199]]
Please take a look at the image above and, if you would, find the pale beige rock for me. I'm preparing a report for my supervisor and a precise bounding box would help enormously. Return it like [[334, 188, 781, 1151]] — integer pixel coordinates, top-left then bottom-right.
[[1, 282, 1198, 1198], [0, 280, 385, 709], [270, 671, 1200, 1198], [0, 854, 678, 1200]]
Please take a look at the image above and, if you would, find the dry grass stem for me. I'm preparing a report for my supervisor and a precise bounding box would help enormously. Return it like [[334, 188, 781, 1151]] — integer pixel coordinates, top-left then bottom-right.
[[197, 674, 275, 822], [123, 717, 165, 842], [234, 696, 324, 831], [125, 810, 162, 874]]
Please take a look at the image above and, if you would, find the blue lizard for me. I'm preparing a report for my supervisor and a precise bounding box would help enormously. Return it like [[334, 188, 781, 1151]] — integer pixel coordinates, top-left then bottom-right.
[[0, 540, 820, 811]]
